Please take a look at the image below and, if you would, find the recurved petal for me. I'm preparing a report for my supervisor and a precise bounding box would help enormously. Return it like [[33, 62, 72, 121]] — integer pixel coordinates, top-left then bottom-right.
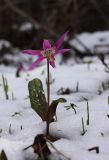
[[43, 40, 51, 50], [22, 50, 42, 55], [49, 60, 55, 68], [54, 31, 69, 49], [56, 49, 71, 55], [28, 57, 44, 70]]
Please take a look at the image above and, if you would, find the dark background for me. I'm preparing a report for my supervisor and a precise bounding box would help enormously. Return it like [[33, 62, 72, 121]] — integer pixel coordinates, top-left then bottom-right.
[[0, 0, 109, 49], [0, 0, 109, 67]]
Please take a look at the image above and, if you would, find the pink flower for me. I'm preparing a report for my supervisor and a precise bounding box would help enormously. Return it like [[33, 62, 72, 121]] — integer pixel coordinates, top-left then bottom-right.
[[22, 31, 70, 70]]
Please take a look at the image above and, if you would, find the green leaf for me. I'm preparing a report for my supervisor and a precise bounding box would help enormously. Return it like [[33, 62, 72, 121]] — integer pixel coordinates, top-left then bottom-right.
[[108, 96, 109, 105], [2, 75, 9, 100], [47, 98, 67, 122], [0, 150, 8, 160], [5, 79, 8, 93], [64, 103, 78, 114], [28, 78, 48, 121]]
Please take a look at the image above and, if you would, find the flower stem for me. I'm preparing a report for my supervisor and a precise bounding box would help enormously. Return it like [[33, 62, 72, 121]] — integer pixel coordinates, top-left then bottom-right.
[[47, 59, 50, 107], [46, 59, 50, 136]]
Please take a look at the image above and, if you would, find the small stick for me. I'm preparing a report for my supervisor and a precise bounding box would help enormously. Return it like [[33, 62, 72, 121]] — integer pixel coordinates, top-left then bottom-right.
[[23, 145, 32, 151], [88, 146, 99, 154]]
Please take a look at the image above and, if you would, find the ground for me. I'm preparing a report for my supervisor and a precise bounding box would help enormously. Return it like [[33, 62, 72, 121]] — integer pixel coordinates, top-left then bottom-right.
[[0, 31, 109, 160]]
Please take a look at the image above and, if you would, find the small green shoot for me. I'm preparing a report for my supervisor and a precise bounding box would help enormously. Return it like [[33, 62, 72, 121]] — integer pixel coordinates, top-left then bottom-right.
[[0, 150, 8, 160], [9, 124, 12, 134], [107, 96, 109, 118], [65, 103, 78, 114], [86, 101, 90, 125], [12, 92, 16, 101], [46, 72, 55, 85], [81, 117, 87, 136], [76, 81, 79, 92], [2, 75, 9, 100], [108, 96, 109, 106], [0, 129, 2, 134], [102, 82, 105, 90]]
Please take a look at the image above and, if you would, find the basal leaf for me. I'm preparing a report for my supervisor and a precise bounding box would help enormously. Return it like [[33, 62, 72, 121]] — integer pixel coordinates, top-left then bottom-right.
[[28, 78, 48, 121], [47, 98, 66, 122]]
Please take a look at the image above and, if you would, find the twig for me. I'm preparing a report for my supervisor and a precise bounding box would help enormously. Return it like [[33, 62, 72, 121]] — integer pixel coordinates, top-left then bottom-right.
[[74, 34, 93, 54], [88, 146, 99, 154], [98, 54, 109, 70], [45, 138, 71, 160], [24, 134, 51, 160]]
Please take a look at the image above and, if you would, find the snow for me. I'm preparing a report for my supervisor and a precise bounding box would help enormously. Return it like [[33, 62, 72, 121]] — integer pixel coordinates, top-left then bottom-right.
[[19, 22, 33, 32], [1, 31, 109, 159], [0, 40, 11, 50], [0, 60, 109, 159], [19, 22, 40, 32], [70, 31, 109, 54]]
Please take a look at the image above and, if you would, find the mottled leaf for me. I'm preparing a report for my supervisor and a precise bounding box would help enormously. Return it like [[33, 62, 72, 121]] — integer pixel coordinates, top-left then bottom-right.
[[47, 98, 66, 122], [28, 78, 48, 121]]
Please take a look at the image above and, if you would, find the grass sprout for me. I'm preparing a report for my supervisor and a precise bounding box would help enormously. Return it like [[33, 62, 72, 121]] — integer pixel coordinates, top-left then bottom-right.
[[2, 75, 9, 100], [65, 103, 78, 114]]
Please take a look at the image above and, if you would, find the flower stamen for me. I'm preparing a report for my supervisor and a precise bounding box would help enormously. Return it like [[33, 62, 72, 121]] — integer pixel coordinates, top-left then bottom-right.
[[41, 48, 55, 61]]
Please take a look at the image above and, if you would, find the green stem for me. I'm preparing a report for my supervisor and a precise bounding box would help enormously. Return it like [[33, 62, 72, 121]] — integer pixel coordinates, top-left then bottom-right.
[[87, 101, 89, 125], [46, 59, 50, 136]]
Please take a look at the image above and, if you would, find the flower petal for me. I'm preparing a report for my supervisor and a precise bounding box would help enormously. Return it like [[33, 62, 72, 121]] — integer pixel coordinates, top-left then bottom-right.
[[22, 50, 42, 55], [54, 31, 69, 49], [49, 60, 55, 68], [43, 40, 51, 50], [56, 49, 71, 55], [29, 57, 44, 70]]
